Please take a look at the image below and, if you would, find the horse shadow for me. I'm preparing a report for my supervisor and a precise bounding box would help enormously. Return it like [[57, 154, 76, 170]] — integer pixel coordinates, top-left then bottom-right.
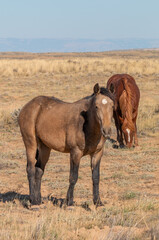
[[106, 137, 130, 149], [0, 191, 29, 203], [48, 195, 65, 208], [0, 191, 66, 209], [105, 137, 119, 149], [0, 191, 92, 211], [0, 191, 30, 208]]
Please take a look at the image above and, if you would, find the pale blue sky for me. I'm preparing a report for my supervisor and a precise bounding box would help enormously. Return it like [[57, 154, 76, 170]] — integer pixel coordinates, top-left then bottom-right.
[[0, 0, 159, 39]]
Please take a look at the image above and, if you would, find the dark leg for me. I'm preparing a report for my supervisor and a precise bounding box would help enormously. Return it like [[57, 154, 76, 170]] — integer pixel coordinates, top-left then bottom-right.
[[34, 167, 43, 204], [113, 111, 119, 142], [66, 149, 82, 206], [114, 111, 124, 147], [119, 123, 124, 147], [26, 145, 37, 205], [34, 142, 51, 204], [91, 149, 104, 206]]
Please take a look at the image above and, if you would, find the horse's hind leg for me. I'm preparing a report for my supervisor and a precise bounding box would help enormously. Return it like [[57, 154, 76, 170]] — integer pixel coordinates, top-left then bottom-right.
[[66, 149, 82, 206], [25, 140, 38, 205], [26, 137, 50, 205], [35, 141, 51, 204]]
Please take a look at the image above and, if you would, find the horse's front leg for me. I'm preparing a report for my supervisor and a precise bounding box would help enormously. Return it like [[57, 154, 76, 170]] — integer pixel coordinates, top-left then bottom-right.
[[113, 111, 120, 143], [91, 149, 104, 207], [114, 111, 124, 147], [119, 123, 124, 147], [66, 149, 82, 206]]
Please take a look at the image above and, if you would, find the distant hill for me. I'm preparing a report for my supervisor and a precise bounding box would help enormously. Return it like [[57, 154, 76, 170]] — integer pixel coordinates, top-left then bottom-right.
[[0, 38, 159, 53]]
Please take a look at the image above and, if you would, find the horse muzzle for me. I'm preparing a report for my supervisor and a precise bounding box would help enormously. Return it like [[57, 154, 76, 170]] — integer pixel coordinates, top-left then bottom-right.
[[101, 127, 111, 139]]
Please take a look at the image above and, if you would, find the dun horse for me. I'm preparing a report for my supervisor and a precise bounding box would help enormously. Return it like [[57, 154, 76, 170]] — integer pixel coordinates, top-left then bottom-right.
[[107, 74, 140, 148], [18, 84, 114, 206]]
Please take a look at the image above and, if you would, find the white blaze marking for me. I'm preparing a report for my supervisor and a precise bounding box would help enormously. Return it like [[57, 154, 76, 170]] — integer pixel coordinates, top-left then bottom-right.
[[126, 128, 130, 142], [102, 99, 107, 105]]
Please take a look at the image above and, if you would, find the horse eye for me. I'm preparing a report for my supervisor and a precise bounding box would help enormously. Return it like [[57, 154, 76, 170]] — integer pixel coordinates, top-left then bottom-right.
[[95, 106, 98, 110]]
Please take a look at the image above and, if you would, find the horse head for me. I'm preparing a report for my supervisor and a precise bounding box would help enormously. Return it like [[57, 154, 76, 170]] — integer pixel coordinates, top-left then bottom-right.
[[120, 117, 135, 148], [93, 83, 114, 139]]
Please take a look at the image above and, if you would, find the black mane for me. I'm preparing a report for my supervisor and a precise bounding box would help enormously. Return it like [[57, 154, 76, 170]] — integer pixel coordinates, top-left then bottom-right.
[[100, 87, 115, 102], [83, 87, 115, 103]]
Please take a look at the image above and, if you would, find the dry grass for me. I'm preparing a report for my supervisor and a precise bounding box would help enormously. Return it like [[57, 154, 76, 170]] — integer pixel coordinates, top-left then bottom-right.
[[0, 50, 159, 134], [0, 199, 157, 240], [0, 57, 159, 77], [0, 50, 159, 240]]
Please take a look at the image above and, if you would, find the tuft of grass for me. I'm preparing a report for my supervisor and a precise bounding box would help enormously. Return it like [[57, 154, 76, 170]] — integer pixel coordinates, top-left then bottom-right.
[[120, 191, 137, 200], [0, 108, 20, 129], [111, 173, 124, 179]]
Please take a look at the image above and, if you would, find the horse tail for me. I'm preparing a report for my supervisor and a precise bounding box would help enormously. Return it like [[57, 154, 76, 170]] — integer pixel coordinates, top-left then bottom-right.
[[122, 78, 132, 108], [122, 78, 135, 132]]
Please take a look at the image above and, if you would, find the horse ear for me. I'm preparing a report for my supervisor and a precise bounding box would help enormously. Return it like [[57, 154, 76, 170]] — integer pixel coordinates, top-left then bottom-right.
[[110, 83, 115, 94], [94, 83, 100, 94]]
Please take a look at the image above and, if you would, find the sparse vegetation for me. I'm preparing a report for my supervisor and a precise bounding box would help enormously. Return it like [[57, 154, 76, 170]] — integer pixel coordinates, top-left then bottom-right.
[[0, 50, 159, 239], [121, 191, 137, 200], [0, 55, 159, 77]]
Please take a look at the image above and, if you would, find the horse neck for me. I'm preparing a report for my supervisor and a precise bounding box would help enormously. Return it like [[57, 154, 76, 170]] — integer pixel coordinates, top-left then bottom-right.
[[87, 103, 101, 138]]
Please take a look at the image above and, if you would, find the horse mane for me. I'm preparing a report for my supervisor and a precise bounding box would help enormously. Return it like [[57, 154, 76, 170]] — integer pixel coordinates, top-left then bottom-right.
[[121, 78, 135, 132], [84, 87, 115, 103], [100, 87, 115, 103]]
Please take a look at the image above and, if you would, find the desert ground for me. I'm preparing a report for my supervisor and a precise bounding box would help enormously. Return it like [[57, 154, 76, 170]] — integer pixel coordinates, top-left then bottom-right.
[[0, 50, 159, 240]]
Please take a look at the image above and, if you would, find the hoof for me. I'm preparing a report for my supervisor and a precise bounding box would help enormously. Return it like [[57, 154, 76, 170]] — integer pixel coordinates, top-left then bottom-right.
[[119, 144, 126, 149], [94, 199, 104, 207], [113, 144, 118, 149], [30, 198, 41, 205], [66, 199, 74, 206]]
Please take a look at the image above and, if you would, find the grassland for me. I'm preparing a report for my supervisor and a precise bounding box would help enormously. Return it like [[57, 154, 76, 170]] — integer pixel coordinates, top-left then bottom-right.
[[0, 50, 159, 240]]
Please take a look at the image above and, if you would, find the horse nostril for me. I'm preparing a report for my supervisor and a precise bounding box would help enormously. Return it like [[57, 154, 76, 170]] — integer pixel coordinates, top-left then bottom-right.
[[102, 127, 111, 138]]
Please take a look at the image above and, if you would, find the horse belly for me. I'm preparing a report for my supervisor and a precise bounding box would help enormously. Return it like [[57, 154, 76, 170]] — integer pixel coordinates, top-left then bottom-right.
[[39, 130, 68, 152], [36, 115, 68, 153]]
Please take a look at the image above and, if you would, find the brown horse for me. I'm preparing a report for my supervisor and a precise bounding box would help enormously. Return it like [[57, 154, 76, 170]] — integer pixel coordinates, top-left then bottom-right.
[[107, 74, 140, 148], [18, 84, 114, 206]]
